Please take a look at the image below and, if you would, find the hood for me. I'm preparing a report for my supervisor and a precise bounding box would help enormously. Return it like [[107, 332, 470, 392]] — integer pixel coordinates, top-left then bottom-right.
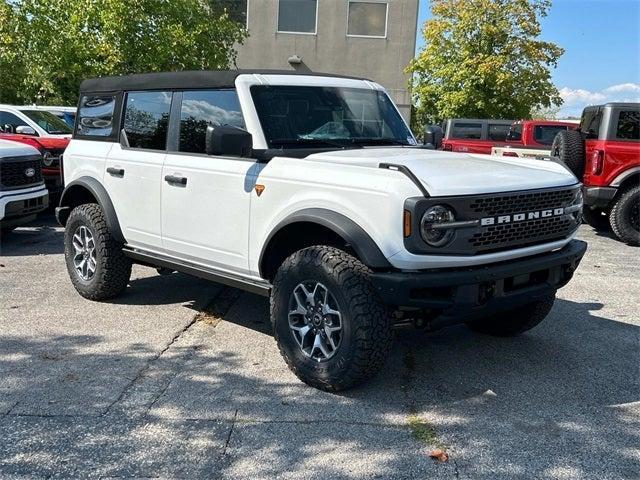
[[304, 147, 578, 197], [0, 133, 69, 152], [0, 138, 41, 157]]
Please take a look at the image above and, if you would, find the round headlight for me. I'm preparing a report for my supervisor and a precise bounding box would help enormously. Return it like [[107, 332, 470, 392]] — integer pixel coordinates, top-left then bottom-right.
[[420, 205, 456, 247]]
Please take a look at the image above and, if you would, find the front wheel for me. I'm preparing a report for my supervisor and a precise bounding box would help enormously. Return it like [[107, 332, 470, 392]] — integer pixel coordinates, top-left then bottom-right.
[[64, 203, 132, 300], [271, 246, 393, 391], [466, 293, 556, 337]]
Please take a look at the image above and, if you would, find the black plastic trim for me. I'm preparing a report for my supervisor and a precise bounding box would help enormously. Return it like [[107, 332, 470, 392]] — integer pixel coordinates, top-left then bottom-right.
[[123, 248, 271, 297], [56, 176, 125, 243], [371, 239, 587, 321], [259, 208, 391, 277], [582, 186, 617, 208], [379, 163, 429, 197]]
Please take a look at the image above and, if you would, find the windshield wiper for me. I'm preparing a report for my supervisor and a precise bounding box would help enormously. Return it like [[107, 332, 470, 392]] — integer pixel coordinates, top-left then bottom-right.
[[349, 138, 410, 146], [270, 138, 362, 149]]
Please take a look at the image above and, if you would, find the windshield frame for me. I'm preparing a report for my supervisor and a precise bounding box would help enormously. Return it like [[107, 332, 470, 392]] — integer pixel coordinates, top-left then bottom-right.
[[249, 84, 415, 150], [20, 109, 73, 135]]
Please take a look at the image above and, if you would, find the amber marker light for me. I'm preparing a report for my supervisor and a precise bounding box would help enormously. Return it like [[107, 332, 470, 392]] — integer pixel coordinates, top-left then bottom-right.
[[403, 210, 412, 237], [255, 184, 265, 196]]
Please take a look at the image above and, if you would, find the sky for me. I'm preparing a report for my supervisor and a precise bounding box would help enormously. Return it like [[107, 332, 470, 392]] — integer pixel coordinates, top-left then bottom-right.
[[415, 0, 640, 117]]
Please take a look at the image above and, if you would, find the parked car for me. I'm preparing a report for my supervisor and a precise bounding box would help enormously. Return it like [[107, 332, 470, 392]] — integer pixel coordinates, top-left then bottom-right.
[[56, 70, 586, 391], [0, 105, 71, 196], [440, 118, 514, 154], [552, 102, 639, 245], [0, 139, 49, 235], [491, 120, 578, 159], [28, 105, 77, 128]]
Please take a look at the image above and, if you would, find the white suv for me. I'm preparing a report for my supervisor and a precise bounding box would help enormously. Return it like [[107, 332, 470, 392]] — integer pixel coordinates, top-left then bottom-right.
[[57, 71, 587, 391], [0, 139, 49, 234]]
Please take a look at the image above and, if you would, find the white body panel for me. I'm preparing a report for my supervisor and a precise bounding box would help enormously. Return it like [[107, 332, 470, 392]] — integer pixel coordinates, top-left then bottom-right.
[[161, 153, 255, 275], [491, 145, 553, 160], [62, 73, 580, 281]]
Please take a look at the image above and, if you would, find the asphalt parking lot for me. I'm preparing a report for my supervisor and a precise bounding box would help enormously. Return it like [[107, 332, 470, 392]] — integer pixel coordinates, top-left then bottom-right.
[[0, 214, 638, 479]]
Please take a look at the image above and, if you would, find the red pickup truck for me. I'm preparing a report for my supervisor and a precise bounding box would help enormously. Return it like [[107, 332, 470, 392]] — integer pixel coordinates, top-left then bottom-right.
[[439, 118, 576, 155], [552, 102, 639, 245]]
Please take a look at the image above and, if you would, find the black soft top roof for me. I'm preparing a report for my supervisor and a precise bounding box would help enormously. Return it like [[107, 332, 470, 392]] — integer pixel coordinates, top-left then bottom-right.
[[80, 69, 368, 93]]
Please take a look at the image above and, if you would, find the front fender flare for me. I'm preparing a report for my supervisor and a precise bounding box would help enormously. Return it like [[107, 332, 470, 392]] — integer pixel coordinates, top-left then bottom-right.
[[259, 208, 391, 277], [57, 176, 125, 244]]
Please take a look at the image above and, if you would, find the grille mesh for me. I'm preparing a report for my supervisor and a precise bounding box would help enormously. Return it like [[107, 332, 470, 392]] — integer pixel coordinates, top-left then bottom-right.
[[0, 159, 43, 188], [469, 189, 576, 216], [470, 216, 574, 251]]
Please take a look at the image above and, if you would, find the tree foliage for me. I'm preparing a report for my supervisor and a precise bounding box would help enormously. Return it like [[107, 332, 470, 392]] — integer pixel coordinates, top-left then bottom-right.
[[0, 0, 246, 105], [409, 0, 564, 129]]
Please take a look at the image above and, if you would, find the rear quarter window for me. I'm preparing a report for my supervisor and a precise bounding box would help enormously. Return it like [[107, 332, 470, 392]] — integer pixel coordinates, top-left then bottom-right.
[[451, 122, 482, 140], [615, 110, 640, 141], [533, 125, 569, 145], [76, 95, 117, 137], [488, 124, 510, 141]]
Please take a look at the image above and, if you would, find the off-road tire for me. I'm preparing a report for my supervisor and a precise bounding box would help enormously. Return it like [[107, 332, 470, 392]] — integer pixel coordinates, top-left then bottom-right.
[[609, 185, 640, 246], [582, 207, 611, 232], [64, 203, 132, 300], [271, 246, 392, 391], [551, 130, 585, 177], [466, 293, 556, 337]]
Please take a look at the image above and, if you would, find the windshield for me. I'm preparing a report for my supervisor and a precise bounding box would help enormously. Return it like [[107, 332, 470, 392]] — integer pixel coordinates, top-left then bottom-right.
[[250, 85, 415, 149], [21, 110, 72, 134]]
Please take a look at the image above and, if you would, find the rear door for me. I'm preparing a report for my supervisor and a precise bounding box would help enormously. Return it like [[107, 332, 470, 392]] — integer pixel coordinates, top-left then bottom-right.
[[161, 89, 255, 275], [103, 90, 171, 249], [601, 107, 640, 185]]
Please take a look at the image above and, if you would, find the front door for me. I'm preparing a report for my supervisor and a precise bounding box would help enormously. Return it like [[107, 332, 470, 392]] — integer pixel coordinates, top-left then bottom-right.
[[161, 89, 254, 275]]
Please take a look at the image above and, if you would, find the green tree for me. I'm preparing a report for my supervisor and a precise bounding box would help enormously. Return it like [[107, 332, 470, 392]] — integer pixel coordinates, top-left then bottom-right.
[[409, 0, 564, 130], [0, 0, 246, 105]]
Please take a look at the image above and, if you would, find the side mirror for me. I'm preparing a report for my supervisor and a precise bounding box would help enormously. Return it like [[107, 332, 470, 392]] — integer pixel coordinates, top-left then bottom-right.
[[423, 125, 443, 149], [15, 125, 37, 136], [206, 124, 252, 157]]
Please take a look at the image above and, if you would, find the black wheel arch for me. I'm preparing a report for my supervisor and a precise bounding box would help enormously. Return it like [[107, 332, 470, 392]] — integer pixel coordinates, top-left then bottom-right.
[[56, 176, 125, 244], [259, 208, 391, 281]]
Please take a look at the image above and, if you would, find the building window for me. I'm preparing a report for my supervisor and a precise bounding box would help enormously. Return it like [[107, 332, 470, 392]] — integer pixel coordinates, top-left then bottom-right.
[[178, 89, 245, 154], [214, 0, 247, 26], [347, 1, 388, 38], [277, 0, 317, 34], [123, 91, 172, 150]]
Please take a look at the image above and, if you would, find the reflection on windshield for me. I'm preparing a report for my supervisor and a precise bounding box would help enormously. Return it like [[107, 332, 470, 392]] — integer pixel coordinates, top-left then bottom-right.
[[250, 85, 415, 149], [22, 110, 72, 134]]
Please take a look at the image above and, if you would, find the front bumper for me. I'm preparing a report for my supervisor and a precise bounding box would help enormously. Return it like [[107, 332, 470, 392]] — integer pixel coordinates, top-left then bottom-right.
[[371, 240, 587, 325], [583, 186, 617, 209], [0, 187, 49, 229]]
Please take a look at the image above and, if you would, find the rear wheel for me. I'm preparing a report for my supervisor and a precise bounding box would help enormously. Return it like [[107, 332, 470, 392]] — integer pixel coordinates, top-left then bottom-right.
[[466, 294, 556, 337], [609, 186, 640, 246], [582, 207, 611, 231], [64, 203, 132, 300], [551, 130, 585, 177], [271, 246, 393, 391]]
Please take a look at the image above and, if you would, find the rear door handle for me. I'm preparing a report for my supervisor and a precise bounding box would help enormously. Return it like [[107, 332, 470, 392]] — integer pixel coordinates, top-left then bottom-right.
[[107, 167, 125, 177], [164, 174, 187, 186]]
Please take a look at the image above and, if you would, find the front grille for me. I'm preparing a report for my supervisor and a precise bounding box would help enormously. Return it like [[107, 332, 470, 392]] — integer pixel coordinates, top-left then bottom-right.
[[470, 216, 574, 252], [469, 189, 577, 216], [0, 157, 43, 189], [467, 187, 580, 254]]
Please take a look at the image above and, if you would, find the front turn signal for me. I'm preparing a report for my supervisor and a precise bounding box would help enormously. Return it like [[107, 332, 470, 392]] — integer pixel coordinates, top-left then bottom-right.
[[403, 210, 412, 237]]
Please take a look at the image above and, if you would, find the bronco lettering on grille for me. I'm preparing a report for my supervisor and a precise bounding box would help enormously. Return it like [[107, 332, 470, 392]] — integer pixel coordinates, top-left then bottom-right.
[[480, 208, 565, 226]]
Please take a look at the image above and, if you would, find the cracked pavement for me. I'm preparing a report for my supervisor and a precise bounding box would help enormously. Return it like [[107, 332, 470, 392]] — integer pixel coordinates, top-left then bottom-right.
[[0, 215, 638, 479]]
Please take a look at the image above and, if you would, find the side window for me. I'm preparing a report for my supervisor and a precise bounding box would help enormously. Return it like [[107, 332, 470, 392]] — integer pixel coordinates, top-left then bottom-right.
[[507, 123, 522, 141], [580, 107, 601, 139], [451, 122, 482, 140], [123, 91, 172, 150], [178, 89, 245, 154], [488, 124, 510, 141], [76, 95, 116, 137], [615, 110, 640, 141], [0, 111, 29, 133], [533, 125, 569, 145]]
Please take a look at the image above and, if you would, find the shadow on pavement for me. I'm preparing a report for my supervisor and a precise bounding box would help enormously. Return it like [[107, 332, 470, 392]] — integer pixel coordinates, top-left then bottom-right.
[[0, 213, 63, 257], [0, 291, 638, 478]]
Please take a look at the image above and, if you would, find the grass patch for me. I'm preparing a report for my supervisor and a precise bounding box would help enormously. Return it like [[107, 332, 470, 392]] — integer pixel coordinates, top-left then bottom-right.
[[407, 413, 446, 449]]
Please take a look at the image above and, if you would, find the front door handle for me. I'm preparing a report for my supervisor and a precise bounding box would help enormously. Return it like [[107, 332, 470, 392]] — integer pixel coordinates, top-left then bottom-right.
[[164, 174, 187, 186], [107, 167, 125, 177]]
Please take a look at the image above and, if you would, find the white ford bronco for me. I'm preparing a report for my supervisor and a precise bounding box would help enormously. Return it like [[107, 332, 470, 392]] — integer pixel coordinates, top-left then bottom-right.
[[57, 71, 587, 391]]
